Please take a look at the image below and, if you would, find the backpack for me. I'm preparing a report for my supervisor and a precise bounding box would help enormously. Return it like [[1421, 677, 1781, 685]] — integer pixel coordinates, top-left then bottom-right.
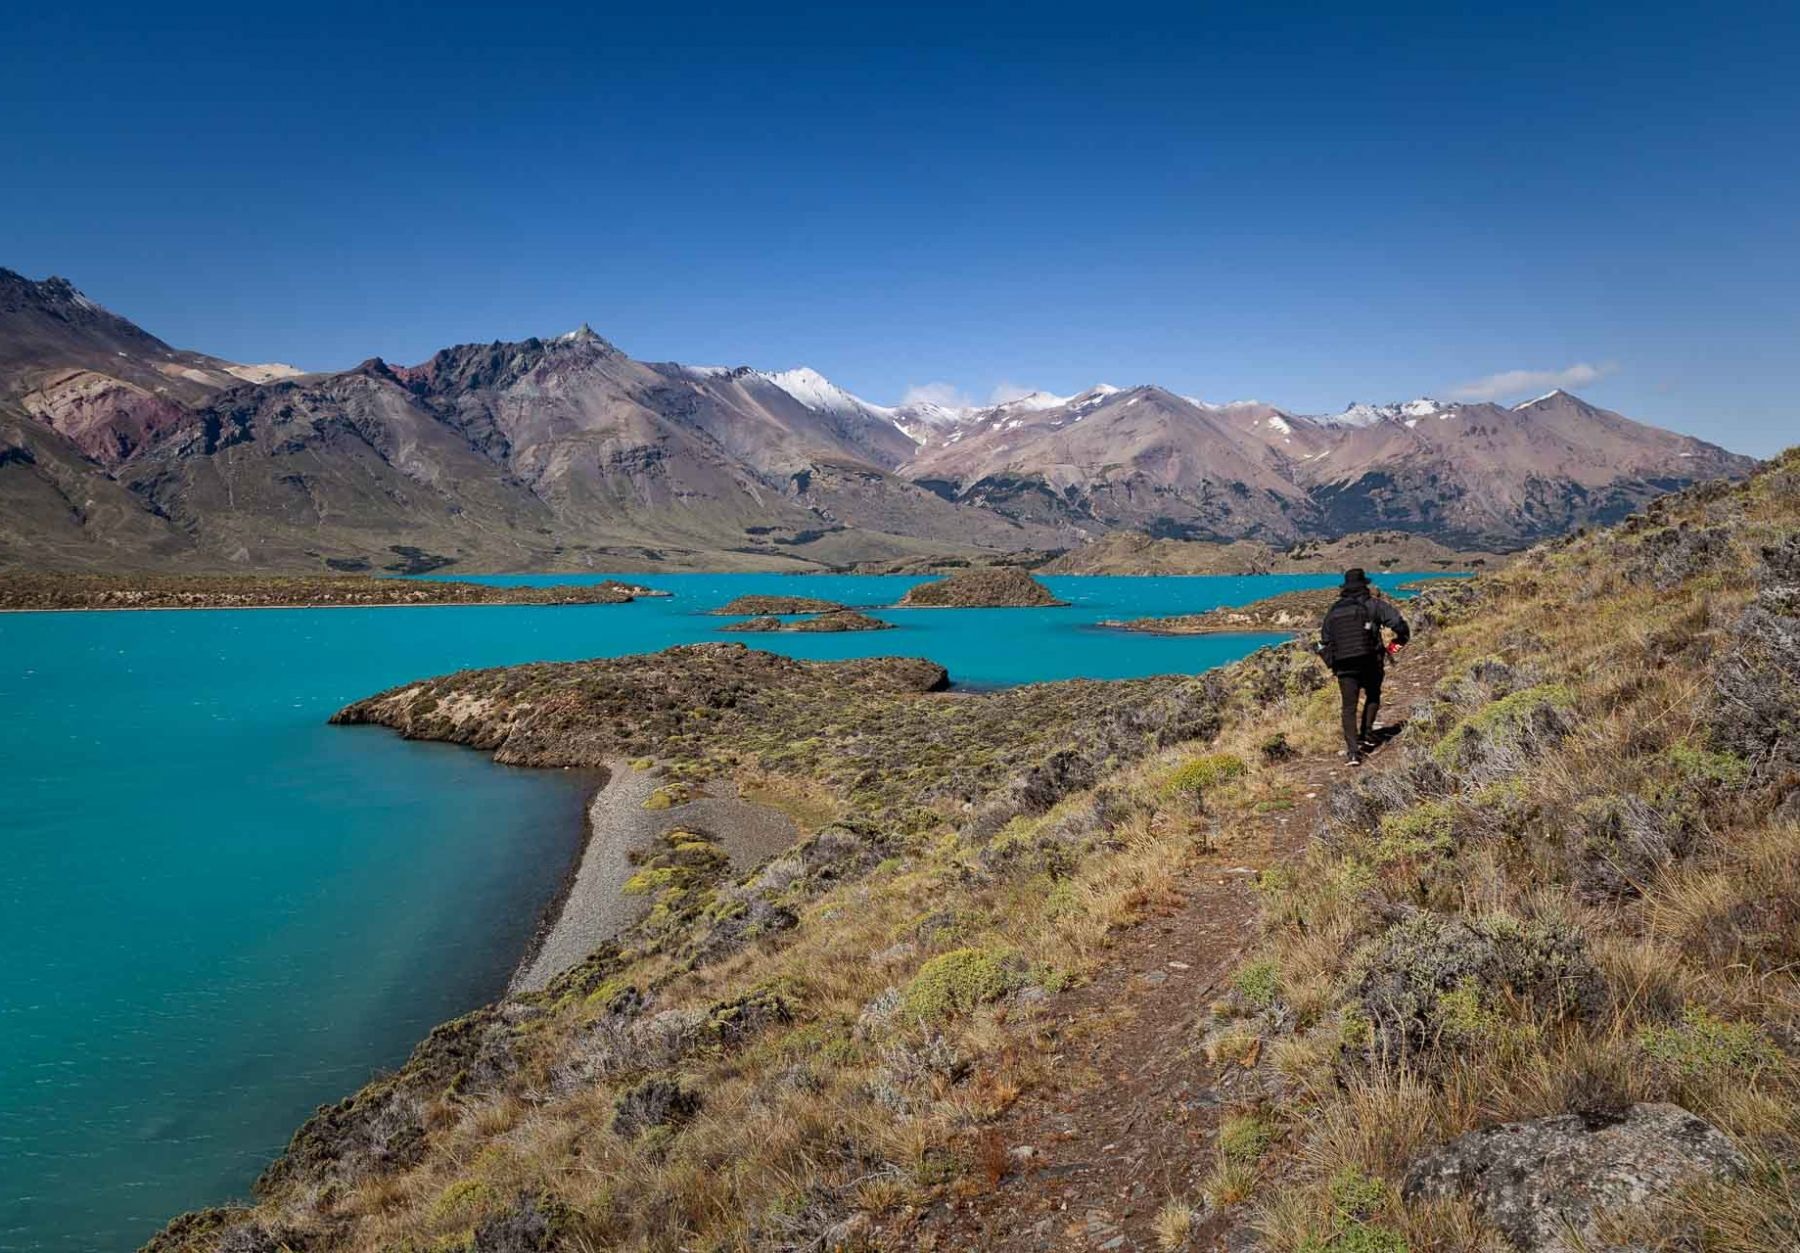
[[1320, 593, 1379, 668]]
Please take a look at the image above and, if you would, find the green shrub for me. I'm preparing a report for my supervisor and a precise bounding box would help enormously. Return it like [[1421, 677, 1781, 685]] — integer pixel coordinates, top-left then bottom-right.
[[1373, 800, 1458, 865], [1218, 1112, 1274, 1163], [1639, 1005, 1784, 1078], [1432, 683, 1576, 771], [1665, 742, 1750, 789], [1299, 1222, 1409, 1253], [642, 782, 693, 810], [1327, 1168, 1390, 1220], [1232, 959, 1280, 1009], [899, 947, 1027, 1022], [1163, 753, 1247, 803], [429, 1178, 494, 1225]]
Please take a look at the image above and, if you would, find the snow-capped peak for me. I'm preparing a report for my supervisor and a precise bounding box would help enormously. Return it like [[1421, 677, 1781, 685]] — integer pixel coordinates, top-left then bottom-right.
[[1317, 397, 1451, 427], [992, 389, 1070, 412], [1319, 402, 1394, 428], [758, 366, 893, 418], [1512, 388, 1571, 410], [892, 401, 968, 426]]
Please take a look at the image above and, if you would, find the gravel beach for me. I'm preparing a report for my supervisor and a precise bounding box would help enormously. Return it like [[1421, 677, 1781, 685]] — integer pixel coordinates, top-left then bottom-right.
[[511, 761, 801, 992]]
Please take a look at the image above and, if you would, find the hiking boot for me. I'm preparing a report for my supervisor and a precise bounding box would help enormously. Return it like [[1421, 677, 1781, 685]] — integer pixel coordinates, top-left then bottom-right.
[[1347, 754, 1363, 768]]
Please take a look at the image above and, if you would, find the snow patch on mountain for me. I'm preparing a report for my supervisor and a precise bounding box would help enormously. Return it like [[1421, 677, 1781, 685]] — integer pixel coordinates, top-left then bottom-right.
[[1513, 388, 1571, 410], [760, 367, 895, 418], [1318, 397, 1451, 427], [992, 389, 1070, 413]]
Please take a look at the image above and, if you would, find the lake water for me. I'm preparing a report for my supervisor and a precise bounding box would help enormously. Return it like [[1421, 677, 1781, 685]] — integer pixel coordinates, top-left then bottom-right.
[[0, 571, 1449, 1251]]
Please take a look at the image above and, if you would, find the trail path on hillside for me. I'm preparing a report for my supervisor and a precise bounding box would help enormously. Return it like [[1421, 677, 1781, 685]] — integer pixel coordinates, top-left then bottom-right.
[[879, 654, 1447, 1252]]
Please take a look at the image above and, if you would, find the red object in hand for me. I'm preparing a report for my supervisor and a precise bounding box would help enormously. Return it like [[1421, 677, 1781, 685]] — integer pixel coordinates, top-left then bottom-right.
[[1387, 641, 1401, 656]]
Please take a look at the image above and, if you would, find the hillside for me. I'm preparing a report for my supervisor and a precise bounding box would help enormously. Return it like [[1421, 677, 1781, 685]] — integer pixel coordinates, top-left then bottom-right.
[[0, 268, 1758, 575], [146, 454, 1799, 1252], [1041, 529, 1503, 575]]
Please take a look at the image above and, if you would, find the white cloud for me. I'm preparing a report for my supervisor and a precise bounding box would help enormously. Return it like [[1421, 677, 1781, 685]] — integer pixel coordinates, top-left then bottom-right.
[[986, 380, 1043, 405], [1450, 362, 1615, 403], [900, 381, 975, 409]]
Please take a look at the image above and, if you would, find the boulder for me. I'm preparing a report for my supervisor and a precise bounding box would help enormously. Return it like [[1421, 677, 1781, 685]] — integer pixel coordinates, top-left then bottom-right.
[[1403, 1103, 1747, 1251]]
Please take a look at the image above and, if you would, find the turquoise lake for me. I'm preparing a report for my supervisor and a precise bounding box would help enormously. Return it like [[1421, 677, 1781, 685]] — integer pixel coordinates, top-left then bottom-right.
[[0, 571, 1450, 1251]]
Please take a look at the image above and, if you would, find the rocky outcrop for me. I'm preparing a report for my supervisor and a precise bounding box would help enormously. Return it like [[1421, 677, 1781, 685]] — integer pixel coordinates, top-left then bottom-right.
[[1403, 1103, 1748, 1251], [897, 567, 1066, 608], [723, 610, 893, 633], [711, 594, 851, 616]]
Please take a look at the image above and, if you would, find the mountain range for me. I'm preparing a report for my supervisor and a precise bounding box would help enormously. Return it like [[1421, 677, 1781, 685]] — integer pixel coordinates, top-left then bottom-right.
[[0, 269, 1757, 573]]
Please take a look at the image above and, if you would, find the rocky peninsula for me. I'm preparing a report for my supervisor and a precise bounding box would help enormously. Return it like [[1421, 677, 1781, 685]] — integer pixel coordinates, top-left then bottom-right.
[[1101, 586, 1358, 635], [722, 609, 893, 633], [896, 566, 1066, 607], [0, 570, 666, 611]]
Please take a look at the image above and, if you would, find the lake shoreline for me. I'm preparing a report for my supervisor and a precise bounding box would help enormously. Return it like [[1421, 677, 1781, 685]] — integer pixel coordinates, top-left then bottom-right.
[[0, 600, 642, 615], [508, 761, 802, 993], [508, 764, 613, 992]]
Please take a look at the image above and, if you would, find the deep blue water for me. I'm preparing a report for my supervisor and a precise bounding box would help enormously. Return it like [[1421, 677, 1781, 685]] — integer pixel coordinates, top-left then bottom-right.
[[0, 571, 1449, 1251]]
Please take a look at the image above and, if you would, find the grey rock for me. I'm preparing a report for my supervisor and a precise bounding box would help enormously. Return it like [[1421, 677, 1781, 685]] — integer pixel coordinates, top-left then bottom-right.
[[1403, 1103, 1747, 1251]]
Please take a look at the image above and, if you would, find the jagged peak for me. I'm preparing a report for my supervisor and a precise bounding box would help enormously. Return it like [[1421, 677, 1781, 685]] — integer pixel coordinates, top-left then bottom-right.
[[0, 268, 110, 318]]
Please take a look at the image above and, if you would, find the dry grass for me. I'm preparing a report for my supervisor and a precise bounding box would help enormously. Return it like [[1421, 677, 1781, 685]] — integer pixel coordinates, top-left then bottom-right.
[[149, 455, 1800, 1253], [1206, 459, 1800, 1250]]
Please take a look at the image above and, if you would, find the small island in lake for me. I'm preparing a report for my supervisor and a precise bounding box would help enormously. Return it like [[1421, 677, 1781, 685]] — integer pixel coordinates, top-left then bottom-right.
[[0, 570, 667, 611], [723, 609, 894, 633], [710, 594, 852, 616], [897, 566, 1066, 608], [1101, 586, 1399, 635]]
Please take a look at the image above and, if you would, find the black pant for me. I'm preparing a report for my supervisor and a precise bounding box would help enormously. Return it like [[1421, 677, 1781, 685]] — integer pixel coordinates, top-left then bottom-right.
[[1335, 661, 1384, 757]]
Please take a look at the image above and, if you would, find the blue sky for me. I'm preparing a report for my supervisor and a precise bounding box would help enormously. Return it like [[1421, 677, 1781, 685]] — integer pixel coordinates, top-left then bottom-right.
[[3, 1, 1795, 453]]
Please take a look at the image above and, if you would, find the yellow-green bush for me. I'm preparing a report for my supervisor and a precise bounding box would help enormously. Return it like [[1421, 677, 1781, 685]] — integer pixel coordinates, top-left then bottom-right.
[[1164, 752, 1248, 798], [899, 946, 1027, 1022]]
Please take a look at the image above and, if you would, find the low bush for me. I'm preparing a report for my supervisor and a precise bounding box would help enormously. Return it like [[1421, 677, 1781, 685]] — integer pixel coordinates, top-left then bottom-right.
[[899, 947, 1028, 1022]]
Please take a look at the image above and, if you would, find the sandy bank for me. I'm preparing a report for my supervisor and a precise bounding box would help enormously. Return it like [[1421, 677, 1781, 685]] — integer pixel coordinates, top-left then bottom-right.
[[511, 761, 800, 993]]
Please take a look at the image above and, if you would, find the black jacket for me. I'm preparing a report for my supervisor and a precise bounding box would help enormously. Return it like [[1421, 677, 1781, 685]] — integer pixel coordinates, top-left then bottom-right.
[[1318, 588, 1410, 671]]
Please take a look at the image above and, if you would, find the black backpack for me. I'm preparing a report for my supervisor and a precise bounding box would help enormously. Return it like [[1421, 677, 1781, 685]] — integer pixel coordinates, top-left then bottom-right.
[[1320, 593, 1379, 667]]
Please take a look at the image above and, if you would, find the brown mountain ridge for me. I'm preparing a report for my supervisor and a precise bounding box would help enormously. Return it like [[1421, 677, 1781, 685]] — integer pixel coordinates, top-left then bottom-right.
[[0, 268, 1758, 573]]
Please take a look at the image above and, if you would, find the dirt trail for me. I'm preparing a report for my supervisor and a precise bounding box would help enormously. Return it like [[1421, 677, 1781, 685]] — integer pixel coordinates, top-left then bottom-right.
[[881, 654, 1447, 1252]]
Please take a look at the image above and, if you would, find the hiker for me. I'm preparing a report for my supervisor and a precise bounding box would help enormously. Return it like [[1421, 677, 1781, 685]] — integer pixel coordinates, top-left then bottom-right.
[[1318, 567, 1410, 767]]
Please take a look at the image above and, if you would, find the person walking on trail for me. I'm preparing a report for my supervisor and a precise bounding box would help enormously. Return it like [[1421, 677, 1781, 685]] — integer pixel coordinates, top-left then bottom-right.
[[1318, 568, 1410, 767]]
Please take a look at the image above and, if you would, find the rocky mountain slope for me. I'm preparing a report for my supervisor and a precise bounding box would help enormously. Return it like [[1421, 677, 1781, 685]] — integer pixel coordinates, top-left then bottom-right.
[[1039, 528, 1500, 574], [0, 268, 1758, 573], [145, 453, 1800, 1253], [904, 386, 1755, 547]]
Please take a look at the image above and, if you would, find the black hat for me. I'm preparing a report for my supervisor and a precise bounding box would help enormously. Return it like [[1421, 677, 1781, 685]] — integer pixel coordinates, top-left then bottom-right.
[[1342, 567, 1370, 589]]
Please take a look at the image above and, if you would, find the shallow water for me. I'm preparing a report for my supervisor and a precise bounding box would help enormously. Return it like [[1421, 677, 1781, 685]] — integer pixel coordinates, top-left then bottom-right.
[[0, 571, 1450, 1251]]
